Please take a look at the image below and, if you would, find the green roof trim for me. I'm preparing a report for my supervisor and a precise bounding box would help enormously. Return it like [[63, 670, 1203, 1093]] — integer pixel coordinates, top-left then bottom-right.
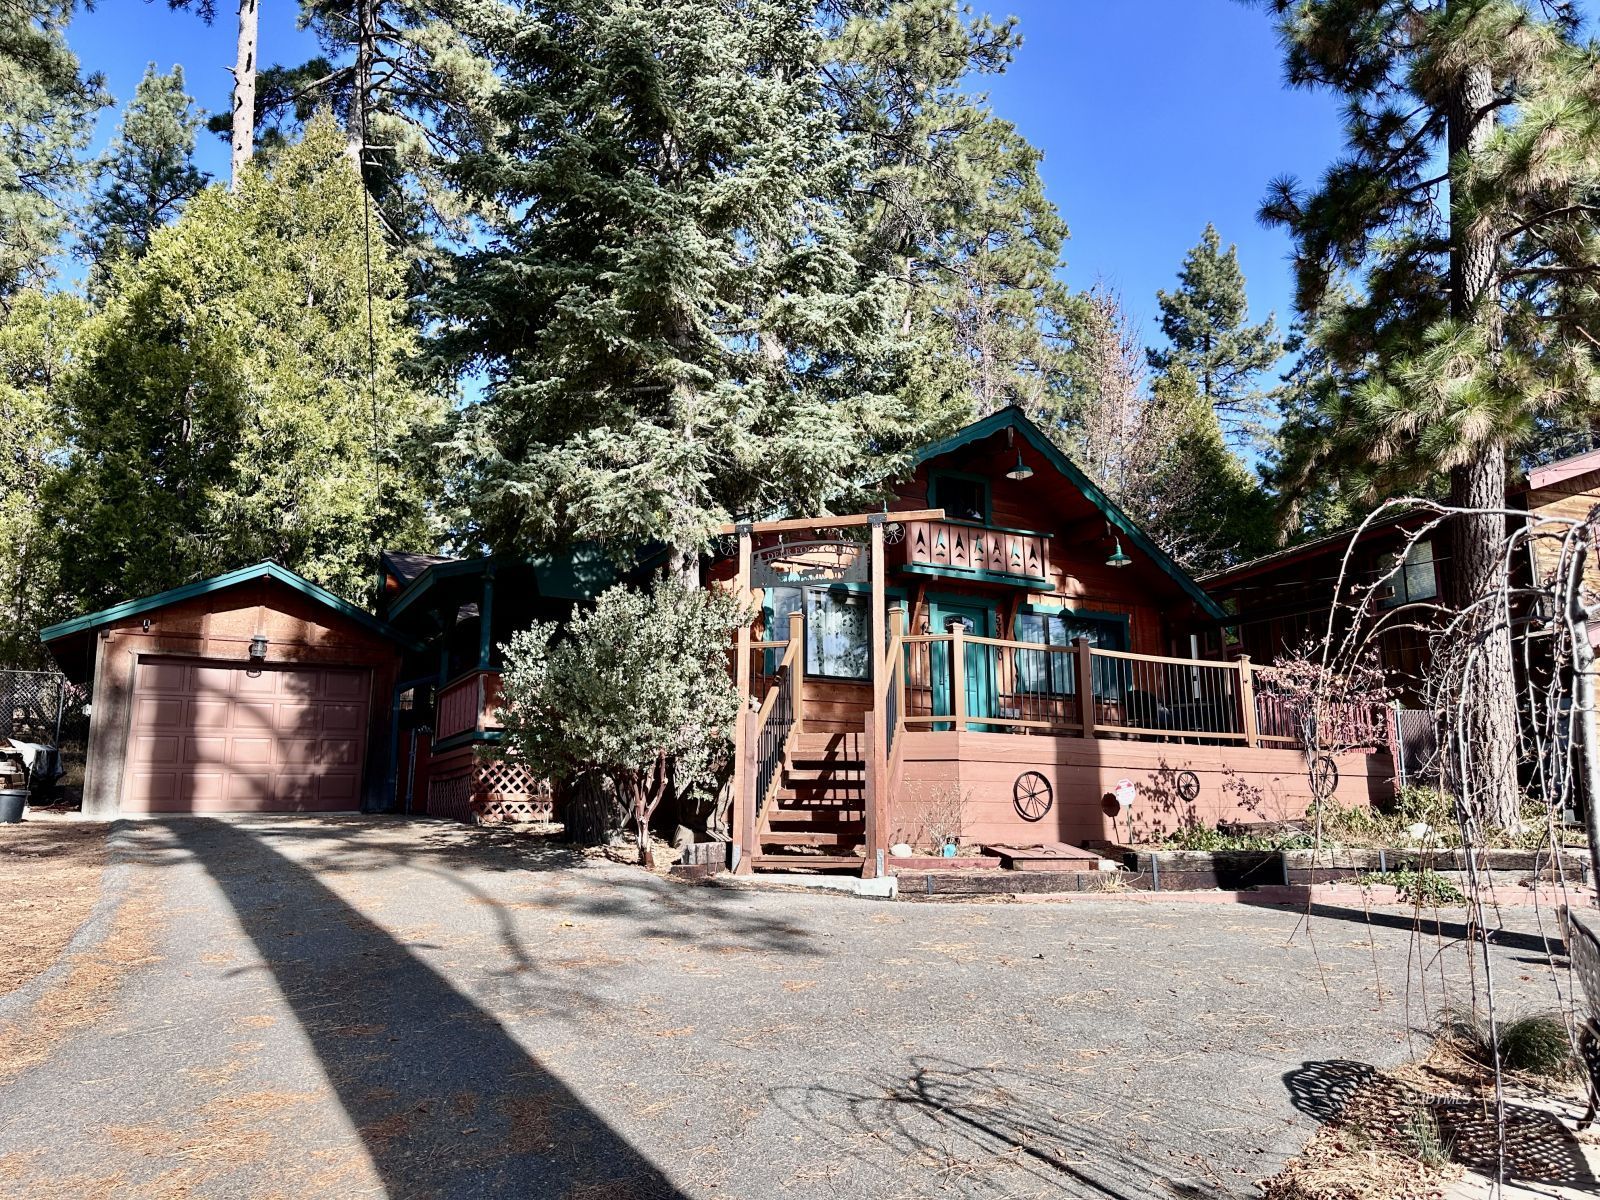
[[384, 542, 670, 621], [39, 561, 423, 650], [910, 409, 1226, 620]]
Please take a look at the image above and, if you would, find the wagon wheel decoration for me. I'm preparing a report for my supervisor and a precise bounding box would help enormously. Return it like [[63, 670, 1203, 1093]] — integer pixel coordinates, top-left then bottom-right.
[[1013, 771, 1053, 822], [1175, 770, 1201, 803], [883, 521, 905, 545], [1308, 754, 1340, 801]]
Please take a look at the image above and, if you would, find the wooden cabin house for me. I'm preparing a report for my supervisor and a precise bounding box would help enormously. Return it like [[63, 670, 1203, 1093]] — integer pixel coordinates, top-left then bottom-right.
[[715, 410, 1394, 874]]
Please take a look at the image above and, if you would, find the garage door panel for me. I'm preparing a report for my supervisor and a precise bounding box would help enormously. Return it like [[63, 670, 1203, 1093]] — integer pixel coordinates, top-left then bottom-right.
[[319, 737, 361, 767], [321, 704, 364, 733], [137, 661, 190, 693], [131, 733, 180, 765], [322, 673, 366, 701], [133, 696, 185, 730], [190, 700, 231, 729], [193, 665, 240, 694], [123, 659, 370, 814]]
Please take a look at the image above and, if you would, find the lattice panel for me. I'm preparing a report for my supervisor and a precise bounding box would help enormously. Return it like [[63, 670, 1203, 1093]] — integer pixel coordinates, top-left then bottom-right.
[[427, 772, 474, 822], [468, 758, 554, 824]]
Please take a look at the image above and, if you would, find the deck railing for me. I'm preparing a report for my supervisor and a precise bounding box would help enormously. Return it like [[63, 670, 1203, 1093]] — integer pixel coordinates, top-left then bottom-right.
[[435, 670, 503, 742], [894, 629, 1385, 750], [902, 517, 1051, 585], [737, 610, 806, 867]]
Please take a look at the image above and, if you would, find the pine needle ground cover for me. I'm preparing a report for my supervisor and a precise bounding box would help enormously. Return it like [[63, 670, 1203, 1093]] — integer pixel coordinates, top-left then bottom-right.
[[0, 817, 108, 995]]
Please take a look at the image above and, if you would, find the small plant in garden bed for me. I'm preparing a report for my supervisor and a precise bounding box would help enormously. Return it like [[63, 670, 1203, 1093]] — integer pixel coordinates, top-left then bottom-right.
[[1438, 1011, 1579, 1082], [1158, 821, 1311, 852], [1356, 867, 1464, 906]]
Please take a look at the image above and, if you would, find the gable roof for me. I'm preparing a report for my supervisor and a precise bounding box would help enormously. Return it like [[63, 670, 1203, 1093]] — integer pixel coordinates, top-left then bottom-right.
[[39, 561, 421, 650], [911, 409, 1225, 619]]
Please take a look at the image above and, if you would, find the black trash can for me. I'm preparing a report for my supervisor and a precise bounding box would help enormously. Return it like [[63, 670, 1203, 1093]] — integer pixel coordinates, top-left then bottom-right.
[[0, 789, 25, 823]]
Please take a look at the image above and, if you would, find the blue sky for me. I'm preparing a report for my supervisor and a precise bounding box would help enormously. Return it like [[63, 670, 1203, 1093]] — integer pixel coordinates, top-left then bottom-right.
[[64, 1, 1595, 354]]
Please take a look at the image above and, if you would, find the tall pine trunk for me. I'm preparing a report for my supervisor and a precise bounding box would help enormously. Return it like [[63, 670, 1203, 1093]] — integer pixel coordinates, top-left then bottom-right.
[[1447, 59, 1521, 831], [229, 0, 259, 190]]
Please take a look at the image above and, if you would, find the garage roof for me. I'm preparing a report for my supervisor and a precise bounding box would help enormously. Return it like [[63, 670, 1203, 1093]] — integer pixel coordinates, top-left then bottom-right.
[[40, 561, 420, 649]]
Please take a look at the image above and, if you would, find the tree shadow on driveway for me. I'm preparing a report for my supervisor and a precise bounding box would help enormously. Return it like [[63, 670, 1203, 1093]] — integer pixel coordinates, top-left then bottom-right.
[[146, 817, 686, 1200], [771, 1056, 1254, 1199]]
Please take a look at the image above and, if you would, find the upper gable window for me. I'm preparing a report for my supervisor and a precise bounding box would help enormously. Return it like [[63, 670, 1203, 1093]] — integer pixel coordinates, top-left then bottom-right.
[[932, 473, 987, 523]]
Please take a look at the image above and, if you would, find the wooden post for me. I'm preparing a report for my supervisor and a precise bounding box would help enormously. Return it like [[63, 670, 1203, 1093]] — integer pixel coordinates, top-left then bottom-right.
[[477, 565, 495, 669], [1237, 654, 1258, 749], [736, 709, 759, 874], [951, 621, 967, 733], [869, 513, 886, 651], [731, 523, 754, 873], [863, 708, 884, 879], [889, 605, 907, 721], [787, 609, 805, 734], [1075, 636, 1096, 736]]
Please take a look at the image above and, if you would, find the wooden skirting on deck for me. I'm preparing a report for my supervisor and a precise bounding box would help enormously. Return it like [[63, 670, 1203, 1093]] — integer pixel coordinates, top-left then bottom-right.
[[891, 731, 1394, 849]]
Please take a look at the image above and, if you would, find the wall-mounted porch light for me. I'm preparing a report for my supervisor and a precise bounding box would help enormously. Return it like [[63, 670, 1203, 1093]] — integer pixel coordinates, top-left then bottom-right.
[[248, 633, 269, 661], [1006, 448, 1034, 481], [1105, 538, 1132, 569]]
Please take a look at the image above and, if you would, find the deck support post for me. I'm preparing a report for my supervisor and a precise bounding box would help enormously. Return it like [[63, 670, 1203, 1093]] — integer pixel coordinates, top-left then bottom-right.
[[1074, 636, 1096, 736], [731, 523, 754, 874], [951, 622, 968, 733], [736, 709, 758, 874], [1236, 655, 1258, 748], [869, 513, 886, 651], [889, 605, 907, 719], [787, 609, 805, 733], [477, 564, 495, 670]]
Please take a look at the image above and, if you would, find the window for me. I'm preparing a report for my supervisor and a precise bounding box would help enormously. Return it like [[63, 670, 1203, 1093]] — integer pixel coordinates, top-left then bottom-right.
[[1379, 541, 1438, 608], [932, 473, 987, 522], [806, 589, 871, 679], [764, 586, 871, 680], [1015, 611, 1128, 695]]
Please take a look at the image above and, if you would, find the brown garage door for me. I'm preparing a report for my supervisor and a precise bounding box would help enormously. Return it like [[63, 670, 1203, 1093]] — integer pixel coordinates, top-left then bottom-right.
[[124, 657, 371, 813]]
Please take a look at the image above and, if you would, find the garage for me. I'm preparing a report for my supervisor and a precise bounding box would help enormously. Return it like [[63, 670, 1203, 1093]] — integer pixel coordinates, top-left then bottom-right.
[[41, 562, 410, 818], [124, 658, 371, 814]]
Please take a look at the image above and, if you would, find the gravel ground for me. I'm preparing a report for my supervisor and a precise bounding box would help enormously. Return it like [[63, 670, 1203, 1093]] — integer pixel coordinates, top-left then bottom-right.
[[0, 815, 1583, 1200]]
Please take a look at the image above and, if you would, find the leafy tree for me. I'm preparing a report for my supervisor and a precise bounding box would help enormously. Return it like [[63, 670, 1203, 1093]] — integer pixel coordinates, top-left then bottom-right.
[[822, 1, 1080, 426], [0, 0, 105, 303], [496, 582, 740, 862], [1254, 0, 1600, 829], [436, 0, 927, 575], [82, 63, 208, 292], [46, 114, 447, 614], [1147, 223, 1283, 453], [0, 289, 84, 664]]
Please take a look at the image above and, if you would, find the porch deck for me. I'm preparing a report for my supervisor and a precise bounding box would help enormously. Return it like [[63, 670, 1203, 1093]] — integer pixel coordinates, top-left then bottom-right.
[[734, 616, 1394, 875]]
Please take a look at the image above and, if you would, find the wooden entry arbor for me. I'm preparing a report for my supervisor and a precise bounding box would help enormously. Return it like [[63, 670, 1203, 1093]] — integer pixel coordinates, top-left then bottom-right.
[[726, 506, 945, 873]]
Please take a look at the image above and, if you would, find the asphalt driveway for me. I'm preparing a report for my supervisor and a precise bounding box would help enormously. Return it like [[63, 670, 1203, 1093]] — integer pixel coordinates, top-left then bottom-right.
[[0, 816, 1578, 1199]]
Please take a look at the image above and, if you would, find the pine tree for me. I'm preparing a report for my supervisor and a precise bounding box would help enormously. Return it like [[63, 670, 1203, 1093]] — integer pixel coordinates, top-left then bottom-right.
[[436, 0, 923, 574], [1256, 0, 1600, 829], [1064, 288, 1268, 571], [823, 0, 1079, 426], [1147, 223, 1283, 453], [0, 0, 105, 303], [0, 289, 83, 664], [82, 64, 208, 292], [47, 114, 447, 613]]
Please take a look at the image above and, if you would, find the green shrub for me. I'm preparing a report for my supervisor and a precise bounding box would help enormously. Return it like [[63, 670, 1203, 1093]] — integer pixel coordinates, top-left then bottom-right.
[[1357, 867, 1465, 906], [1441, 1011, 1577, 1079]]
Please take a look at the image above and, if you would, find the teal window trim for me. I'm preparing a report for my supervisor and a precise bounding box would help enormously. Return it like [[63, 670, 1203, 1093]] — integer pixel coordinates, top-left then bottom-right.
[[929, 469, 990, 524], [900, 562, 1053, 590]]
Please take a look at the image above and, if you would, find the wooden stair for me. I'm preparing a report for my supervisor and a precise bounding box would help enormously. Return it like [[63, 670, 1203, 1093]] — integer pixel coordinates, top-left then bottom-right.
[[752, 732, 867, 872]]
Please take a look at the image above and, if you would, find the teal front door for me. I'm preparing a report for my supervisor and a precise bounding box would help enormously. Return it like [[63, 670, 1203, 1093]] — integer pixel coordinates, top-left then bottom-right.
[[927, 599, 996, 730]]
